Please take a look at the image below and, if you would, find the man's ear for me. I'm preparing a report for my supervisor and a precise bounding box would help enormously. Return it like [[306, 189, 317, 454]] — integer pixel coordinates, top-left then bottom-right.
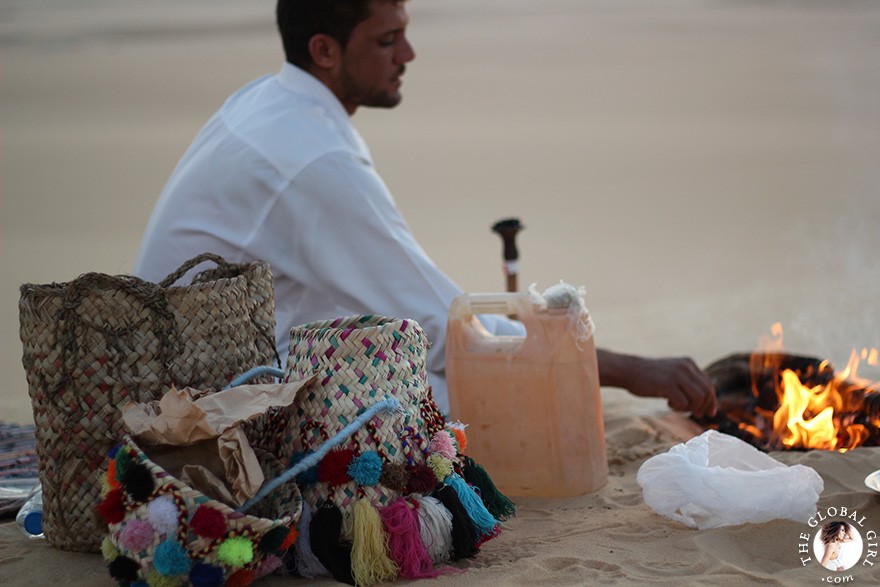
[[308, 34, 342, 69]]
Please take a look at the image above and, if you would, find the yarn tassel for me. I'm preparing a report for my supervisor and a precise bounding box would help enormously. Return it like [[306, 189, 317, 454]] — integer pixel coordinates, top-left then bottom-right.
[[294, 502, 329, 579], [379, 498, 438, 579], [351, 498, 398, 586], [413, 495, 454, 564], [445, 474, 499, 537], [462, 456, 517, 520], [310, 504, 355, 585], [432, 485, 478, 560]]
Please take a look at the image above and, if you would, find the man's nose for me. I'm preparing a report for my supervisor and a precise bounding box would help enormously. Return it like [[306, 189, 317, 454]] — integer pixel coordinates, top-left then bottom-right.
[[397, 37, 415, 64]]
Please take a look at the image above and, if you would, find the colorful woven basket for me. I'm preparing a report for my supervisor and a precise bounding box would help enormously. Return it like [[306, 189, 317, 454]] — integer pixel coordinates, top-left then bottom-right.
[[286, 315, 439, 511], [99, 435, 301, 586], [19, 253, 280, 552], [284, 315, 516, 585]]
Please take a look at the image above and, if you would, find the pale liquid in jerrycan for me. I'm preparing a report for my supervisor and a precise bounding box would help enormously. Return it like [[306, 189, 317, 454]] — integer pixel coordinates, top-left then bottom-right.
[[445, 292, 608, 497]]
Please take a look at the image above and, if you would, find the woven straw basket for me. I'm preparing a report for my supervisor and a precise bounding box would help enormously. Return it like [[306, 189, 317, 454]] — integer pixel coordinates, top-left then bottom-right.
[[100, 435, 301, 586], [286, 315, 441, 512], [19, 253, 279, 552]]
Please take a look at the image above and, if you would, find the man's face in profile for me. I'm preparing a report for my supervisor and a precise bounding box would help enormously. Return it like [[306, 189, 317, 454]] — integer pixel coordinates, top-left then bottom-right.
[[334, 0, 416, 113]]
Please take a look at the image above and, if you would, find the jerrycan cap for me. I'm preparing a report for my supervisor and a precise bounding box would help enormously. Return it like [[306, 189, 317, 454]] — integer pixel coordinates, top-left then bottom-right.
[[529, 281, 596, 343]]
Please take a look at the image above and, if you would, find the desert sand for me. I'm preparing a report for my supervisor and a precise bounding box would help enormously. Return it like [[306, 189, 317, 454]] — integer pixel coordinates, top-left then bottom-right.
[[2, 0, 880, 585], [2, 392, 879, 586]]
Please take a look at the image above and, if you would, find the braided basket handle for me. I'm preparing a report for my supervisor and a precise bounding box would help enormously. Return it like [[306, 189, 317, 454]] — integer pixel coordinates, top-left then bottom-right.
[[53, 272, 179, 396], [160, 253, 282, 369], [158, 253, 282, 370], [159, 252, 236, 288]]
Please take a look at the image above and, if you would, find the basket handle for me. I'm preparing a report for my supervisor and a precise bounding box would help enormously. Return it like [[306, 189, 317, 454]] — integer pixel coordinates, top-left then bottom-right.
[[237, 397, 401, 513], [159, 253, 283, 370], [54, 272, 179, 397], [159, 252, 234, 288]]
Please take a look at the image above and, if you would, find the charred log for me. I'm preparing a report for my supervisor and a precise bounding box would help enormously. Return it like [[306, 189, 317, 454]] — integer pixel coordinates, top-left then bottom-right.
[[693, 352, 878, 451]]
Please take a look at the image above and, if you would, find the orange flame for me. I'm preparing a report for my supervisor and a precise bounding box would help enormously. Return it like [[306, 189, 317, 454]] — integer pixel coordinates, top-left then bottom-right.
[[750, 321, 785, 399], [757, 324, 879, 451]]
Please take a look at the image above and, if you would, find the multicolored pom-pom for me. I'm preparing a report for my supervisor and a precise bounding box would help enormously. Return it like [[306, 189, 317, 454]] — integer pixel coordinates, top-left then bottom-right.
[[153, 539, 191, 576], [190, 505, 227, 540], [318, 448, 356, 486], [280, 526, 299, 550], [145, 569, 180, 587], [225, 568, 256, 587], [106, 459, 121, 490], [380, 462, 410, 491], [122, 462, 155, 502], [101, 535, 119, 561], [257, 524, 288, 553], [115, 448, 132, 481], [428, 430, 457, 460], [97, 488, 126, 524], [100, 473, 115, 498], [189, 562, 225, 587], [120, 519, 156, 551], [108, 555, 140, 582], [426, 453, 453, 482], [217, 536, 254, 568], [348, 450, 383, 486], [288, 451, 319, 485], [147, 495, 179, 537], [405, 464, 438, 495], [447, 422, 468, 454]]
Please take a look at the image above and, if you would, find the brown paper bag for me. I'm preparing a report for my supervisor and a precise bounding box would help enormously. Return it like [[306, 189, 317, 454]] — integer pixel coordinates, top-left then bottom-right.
[[122, 379, 313, 506]]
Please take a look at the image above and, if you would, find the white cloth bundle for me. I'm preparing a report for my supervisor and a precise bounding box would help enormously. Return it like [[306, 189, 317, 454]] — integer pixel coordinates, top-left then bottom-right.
[[637, 430, 824, 529]]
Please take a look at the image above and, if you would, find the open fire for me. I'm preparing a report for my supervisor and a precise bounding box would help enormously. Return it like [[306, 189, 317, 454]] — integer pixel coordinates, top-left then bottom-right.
[[698, 323, 880, 451]]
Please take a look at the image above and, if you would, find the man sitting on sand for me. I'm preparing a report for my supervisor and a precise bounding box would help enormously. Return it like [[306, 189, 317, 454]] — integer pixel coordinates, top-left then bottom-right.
[[133, 0, 716, 417]]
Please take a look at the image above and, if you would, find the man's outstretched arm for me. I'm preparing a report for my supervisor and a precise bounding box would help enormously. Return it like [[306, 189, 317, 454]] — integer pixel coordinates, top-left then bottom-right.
[[596, 349, 717, 418]]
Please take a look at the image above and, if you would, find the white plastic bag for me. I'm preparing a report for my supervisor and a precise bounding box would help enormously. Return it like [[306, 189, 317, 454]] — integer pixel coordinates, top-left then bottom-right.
[[637, 430, 824, 529]]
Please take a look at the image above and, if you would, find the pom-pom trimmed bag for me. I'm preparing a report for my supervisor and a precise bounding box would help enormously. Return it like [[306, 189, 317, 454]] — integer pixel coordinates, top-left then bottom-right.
[[99, 435, 301, 586], [99, 394, 400, 586]]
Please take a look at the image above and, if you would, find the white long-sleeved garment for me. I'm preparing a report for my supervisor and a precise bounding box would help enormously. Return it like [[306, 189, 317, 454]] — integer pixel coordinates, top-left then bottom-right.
[[133, 63, 521, 413]]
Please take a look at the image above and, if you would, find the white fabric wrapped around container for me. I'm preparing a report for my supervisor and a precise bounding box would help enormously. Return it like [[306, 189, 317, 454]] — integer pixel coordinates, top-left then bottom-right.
[[637, 430, 824, 529]]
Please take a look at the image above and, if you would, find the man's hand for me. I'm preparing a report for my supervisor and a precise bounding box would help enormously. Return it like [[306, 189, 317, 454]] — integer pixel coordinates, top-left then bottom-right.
[[597, 350, 717, 418]]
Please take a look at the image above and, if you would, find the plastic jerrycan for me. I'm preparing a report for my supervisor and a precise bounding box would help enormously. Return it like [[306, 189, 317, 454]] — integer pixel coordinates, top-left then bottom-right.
[[445, 291, 608, 497]]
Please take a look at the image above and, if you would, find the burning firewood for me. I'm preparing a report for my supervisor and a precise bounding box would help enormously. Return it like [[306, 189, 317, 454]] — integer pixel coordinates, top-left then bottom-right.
[[695, 352, 879, 451]]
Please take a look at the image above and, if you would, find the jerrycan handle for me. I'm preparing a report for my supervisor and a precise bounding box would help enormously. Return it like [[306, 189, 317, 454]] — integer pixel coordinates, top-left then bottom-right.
[[448, 293, 546, 354], [449, 292, 538, 322]]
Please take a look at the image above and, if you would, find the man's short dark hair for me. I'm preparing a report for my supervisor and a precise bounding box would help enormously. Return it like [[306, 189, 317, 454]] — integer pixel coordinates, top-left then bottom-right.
[[277, 0, 375, 69]]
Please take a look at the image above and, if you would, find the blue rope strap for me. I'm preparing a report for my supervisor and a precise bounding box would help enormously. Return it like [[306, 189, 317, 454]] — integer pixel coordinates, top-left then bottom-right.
[[237, 397, 401, 513], [224, 366, 286, 389]]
